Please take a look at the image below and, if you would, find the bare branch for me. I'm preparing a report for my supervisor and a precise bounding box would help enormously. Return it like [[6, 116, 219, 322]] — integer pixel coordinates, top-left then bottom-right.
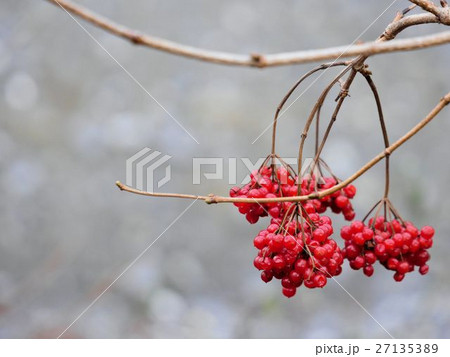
[[116, 93, 450, 204], [410, 0, 442, 15], [381, 13, 440, 39], [47, 0, 449, 68], [409, 0, 450, 24]]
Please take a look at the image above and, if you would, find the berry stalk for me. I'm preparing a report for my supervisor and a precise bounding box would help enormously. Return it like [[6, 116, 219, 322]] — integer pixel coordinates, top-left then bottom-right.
[[270, 62, 348, 156]]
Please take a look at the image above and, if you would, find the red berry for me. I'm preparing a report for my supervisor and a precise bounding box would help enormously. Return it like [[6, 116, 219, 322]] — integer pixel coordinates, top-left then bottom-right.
[[343, 211, 356, 221], [335, 195, 349, 209], [350, 221, 364, 234], [281, 277, 294, 289], [261, 271, 273, 283], [246, 212, 259, 224], [387, 257, 399, 270], [282, 287, 296, 298], [272, 255, 285, 269], [253, 236, 266, 249], [295, 259, 308, 274], [313, 274, 327, 288], [314, 247, 327, 259], [374, 243, 386, 257], [353, 233, 365, 246], [363, 265, 374, 277], [419, 265, 429, 275], [289, 271, 303, 286], [421, 226, 435, 240], [343, 185, 356, 198], [313, 228, 327, 243], [345, 244, 360, 260], [362, 228, 374, 241], [397, 261, 410, 275], [364, 252, 377, 265], [384, 239, 395, 251], [283, 235, 297, 250]]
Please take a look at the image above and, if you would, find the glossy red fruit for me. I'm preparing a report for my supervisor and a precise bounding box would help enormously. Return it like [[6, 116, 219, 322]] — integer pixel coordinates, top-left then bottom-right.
[[419, 265, 429, 275], [261, 271, 273, 283], [350, 221, 364, 234], [363, 265, 374, 277], [397, 261, 410, 275], [343, 185, 356, 198], [313, 274, 327, 288], [421, 226, 435, 240], [282, 287, 296, 298], [335, 196, 349, 209], [313, 228, 327, 243]]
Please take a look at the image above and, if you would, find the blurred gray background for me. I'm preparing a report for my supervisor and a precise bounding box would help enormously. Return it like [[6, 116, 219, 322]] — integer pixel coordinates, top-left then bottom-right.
[[0, 0, 449, 338]]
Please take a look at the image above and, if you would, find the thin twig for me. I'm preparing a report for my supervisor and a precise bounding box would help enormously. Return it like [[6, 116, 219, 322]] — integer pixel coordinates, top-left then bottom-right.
[[381, 13, 443, 40], [116, 93, 450, 204], [297, 65, 353, 186], [363, 74, 391, 199], [310, 68, 358, 175], [46, 0, 449, 67], [270, 62, 349, 155]]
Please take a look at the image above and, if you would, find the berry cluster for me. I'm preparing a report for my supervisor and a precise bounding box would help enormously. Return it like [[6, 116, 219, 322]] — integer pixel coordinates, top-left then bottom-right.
[[230, 166, 296, 224], [341, 217, 434, 281], [253, 210, 344, 298], [230, 158, 434, 298], [300, 176, 356, 221], [230, 163, 357, 224]]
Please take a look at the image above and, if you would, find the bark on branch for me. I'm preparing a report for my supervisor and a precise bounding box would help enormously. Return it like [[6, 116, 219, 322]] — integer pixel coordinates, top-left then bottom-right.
[[47, 0, 449, 68], [409, 0, 450, 24]]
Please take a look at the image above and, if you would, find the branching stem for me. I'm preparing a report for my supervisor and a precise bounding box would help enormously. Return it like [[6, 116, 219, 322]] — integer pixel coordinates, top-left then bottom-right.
[[116, 93, 450, 204]]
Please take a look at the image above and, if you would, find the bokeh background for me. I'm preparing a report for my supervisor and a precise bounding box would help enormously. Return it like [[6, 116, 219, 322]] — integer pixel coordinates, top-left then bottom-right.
[[0, 0, 449, 338]]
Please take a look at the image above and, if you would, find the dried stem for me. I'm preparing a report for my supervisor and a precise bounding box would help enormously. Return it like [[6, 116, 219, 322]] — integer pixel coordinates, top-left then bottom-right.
[[116, 93, 450, 204], [271, 62, 348, 156], [314, 105, 322, 156], [296, 64, 353, 184], [310, 68, 358, 175], [294, 7, 449, 187], [362, 199, 383, 223], [46, 0, 449, 67], [302, 12, 443, 178], [363, 75, 391, 199]]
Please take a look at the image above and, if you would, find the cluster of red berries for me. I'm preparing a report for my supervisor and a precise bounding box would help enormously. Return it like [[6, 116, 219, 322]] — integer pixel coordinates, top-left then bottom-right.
[[300, 176, 356, 221], [230, 165, 357, 224], [253, 211, 344, 298], [230, 166, 296, 224], [230, 161, 434, 298], [341, 217, 434, 281]]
